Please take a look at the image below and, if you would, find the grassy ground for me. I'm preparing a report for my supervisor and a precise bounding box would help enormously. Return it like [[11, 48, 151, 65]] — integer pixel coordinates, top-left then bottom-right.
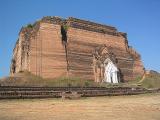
[[0, 71, 99, 87], [139, 73, 160, 88], [0, 71, 160, 88], [0, 93, 160, 120]]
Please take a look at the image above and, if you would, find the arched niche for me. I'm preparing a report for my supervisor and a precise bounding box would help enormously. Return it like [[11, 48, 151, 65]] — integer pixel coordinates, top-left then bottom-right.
[[93, 45, 120, 83]]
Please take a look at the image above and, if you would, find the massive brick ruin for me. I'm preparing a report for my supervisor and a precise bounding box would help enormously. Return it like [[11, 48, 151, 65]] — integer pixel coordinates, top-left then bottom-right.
[[10, 16, 145, 82]]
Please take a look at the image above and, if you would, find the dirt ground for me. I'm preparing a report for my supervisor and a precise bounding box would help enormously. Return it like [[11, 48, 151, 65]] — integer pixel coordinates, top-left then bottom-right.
[[0, 93, 160, 120]]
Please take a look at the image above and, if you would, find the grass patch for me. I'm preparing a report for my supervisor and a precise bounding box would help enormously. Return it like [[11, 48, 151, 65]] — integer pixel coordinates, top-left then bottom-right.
[[0, 71, 45, 87], [0, 71, 99, 87], [139, 74, 160, 88], [1, 71, 160, 88], [42, 77, 102, 87]]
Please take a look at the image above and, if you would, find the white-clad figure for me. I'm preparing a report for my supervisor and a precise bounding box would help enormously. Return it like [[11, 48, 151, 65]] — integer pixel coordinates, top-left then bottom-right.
[[103, 58, 119, 83]]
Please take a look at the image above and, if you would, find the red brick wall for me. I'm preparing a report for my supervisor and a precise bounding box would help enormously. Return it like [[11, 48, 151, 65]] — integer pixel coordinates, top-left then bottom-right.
[[67, 27, 136, 81], [29, 22, 67, 78], [10, 17, 145, 82]]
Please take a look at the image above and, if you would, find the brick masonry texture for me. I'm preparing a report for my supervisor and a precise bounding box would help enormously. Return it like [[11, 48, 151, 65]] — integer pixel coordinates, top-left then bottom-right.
[[10, 16, 145, 82]]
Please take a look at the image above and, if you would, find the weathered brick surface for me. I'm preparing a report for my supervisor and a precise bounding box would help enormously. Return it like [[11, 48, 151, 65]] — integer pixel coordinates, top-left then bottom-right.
[[29, 22, 67, 78], [10, 16, 145, 82], [67, 27, 133, 80]]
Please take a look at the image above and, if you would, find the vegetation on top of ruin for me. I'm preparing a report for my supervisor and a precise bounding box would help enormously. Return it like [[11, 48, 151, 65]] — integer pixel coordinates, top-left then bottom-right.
[[26, 24, 34, 28], [25, 23, 36, 29], [23, 19, 40, 30]]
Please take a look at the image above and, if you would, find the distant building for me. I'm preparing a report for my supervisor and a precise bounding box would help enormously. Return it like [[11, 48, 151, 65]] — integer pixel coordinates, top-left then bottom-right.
[[10, 16, 144, 83]]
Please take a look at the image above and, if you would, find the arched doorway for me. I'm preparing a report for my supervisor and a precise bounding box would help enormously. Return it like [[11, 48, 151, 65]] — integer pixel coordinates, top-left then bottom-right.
[[93, 45, 120, 83]]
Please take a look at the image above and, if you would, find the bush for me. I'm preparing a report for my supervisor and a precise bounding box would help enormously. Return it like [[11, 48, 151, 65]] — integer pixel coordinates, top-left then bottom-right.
[[84, 81, 89, 87], [63, 25, 69, 31], [26, 24, 33, 28]]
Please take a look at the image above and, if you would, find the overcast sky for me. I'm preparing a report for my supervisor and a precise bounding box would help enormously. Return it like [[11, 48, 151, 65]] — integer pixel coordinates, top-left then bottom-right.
[[0, 0, 160, 77]]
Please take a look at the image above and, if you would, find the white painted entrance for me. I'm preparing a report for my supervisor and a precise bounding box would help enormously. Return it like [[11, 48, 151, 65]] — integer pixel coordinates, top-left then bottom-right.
[[103, 58, 119, 83]]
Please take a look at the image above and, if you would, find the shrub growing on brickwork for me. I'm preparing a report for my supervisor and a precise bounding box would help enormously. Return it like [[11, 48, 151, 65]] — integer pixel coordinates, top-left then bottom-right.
[[26, 24, 33, 28]]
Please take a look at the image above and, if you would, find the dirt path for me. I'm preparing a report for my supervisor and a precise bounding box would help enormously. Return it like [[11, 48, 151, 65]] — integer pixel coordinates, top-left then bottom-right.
[[0, 93, 160, 120]]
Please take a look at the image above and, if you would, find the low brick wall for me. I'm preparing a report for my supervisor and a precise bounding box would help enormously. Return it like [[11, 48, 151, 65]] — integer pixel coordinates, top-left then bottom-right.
[[0, 86, 159, 99]]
